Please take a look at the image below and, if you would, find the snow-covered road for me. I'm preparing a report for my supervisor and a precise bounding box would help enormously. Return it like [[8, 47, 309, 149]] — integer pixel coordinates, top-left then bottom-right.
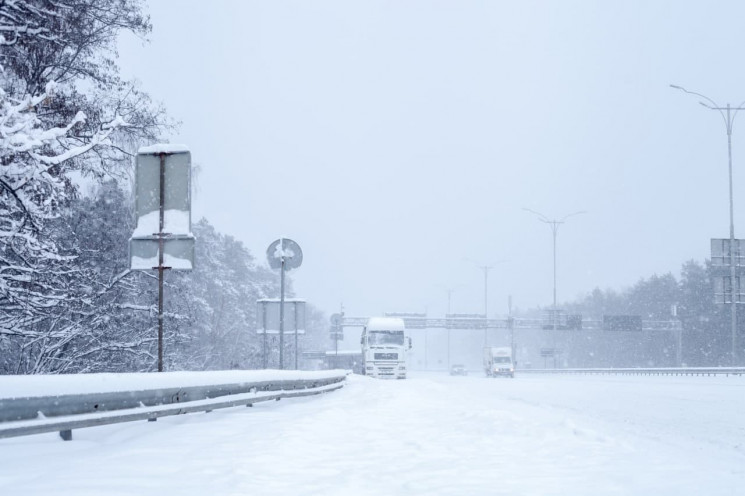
[[1, 372, 743, 495]]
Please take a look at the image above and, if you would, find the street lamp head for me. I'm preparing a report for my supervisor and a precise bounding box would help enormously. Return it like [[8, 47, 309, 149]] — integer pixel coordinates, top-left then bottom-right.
[[525, 207, 586, 225], [522, 207, 550, 223], [560, 210, 587, 222], [670, 83, 721, 110]]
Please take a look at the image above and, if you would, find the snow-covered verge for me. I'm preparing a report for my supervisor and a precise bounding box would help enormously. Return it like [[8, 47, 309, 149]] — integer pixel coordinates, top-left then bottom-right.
[[0, 369, 347, 399], [0, 372, 743, 495]]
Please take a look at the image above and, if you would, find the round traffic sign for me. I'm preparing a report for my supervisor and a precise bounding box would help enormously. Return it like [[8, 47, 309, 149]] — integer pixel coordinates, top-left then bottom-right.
[[267, 238, 303, 270]]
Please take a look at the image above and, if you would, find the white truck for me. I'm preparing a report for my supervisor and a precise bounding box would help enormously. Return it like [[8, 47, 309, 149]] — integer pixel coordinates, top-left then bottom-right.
[[483, 346, 514, 378], [360, 317, 410, 379]]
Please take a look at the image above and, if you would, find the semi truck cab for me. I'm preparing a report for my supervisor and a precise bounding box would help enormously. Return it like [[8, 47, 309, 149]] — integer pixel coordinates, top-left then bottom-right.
[[484, 346, 515, 378], [360, 317, 410, 379]]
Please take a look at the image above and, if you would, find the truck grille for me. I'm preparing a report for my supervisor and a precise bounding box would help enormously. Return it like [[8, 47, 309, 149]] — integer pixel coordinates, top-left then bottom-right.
[[374, 353, 398, 360]]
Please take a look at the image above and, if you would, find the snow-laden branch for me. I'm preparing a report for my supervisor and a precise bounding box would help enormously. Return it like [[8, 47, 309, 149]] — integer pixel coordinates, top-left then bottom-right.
[[0, 0, 62, 46]]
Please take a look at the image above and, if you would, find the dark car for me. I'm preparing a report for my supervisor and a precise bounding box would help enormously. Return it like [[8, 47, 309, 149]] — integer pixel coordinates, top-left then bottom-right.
[[449, 364, 467, 376]]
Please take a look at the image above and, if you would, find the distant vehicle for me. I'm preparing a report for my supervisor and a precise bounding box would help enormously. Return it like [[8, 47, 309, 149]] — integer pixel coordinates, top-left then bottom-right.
[[483, 347, 514, 378], [449, 364, 467, 376], [360, 317, 411, 379]]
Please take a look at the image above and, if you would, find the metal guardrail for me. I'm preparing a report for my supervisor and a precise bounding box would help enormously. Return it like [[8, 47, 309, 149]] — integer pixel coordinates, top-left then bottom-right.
[[0, 373, 346, 441], [517, 367, 745, 376]]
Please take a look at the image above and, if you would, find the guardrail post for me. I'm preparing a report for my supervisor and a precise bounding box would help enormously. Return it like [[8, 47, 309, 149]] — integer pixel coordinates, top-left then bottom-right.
[[59, 430, 72, 441]]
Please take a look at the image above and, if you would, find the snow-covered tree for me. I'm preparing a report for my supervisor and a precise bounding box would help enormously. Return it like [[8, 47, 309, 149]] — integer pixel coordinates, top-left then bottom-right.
[[559, 260, 743, 366], [0, 1, 320, 374], [0, 0, 168, 355], [163, 219, 282, 371]]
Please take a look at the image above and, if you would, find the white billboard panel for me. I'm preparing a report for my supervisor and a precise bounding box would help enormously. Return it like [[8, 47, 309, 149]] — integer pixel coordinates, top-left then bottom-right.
[[133, 146, 192, 237], [130, 236, 195, 270], [710, 238, 745, 267], [257, 299, 306, 334]]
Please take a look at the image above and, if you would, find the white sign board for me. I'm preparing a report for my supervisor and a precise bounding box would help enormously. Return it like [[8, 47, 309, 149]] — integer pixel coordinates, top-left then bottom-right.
[[713, 276, 745, 304], [132, 145, 192, 236], [130, 237, 195, 270], [711, 238, 745, 267], [130, 145, 194, 271], [257, 299, 306, 334]]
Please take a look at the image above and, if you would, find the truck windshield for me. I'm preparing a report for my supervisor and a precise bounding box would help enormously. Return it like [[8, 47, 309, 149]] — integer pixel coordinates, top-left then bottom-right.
[[494, 357, 512, 363], [368, 330, 404, 346]]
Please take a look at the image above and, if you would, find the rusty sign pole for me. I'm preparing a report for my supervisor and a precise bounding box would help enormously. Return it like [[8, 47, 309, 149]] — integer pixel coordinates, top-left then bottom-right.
[[131, 145, 193, 374], [156, 152, 170, 372]]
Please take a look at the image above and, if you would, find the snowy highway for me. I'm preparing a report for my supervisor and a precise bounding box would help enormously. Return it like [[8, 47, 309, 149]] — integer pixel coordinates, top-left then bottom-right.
[[1, 372, 744, 495]]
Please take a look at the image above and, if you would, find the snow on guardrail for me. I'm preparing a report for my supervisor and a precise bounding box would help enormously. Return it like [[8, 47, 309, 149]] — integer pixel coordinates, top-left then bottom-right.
[[0, 369, 347, 441]]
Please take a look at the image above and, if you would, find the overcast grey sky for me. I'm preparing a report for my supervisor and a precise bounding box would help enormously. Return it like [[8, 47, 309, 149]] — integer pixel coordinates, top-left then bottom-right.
[[118, 1, 745, 319]]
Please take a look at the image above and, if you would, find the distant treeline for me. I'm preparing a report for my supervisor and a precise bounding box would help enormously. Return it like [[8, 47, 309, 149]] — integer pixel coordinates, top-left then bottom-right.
[[528, 261, 740, 366]]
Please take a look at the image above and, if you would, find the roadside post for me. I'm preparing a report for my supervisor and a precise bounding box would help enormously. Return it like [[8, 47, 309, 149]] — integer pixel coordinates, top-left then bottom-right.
[[330, 312, 344, 359], [257, 299, 306, 369], [129, 144, 194, 372], [266, 238, 303, 369]]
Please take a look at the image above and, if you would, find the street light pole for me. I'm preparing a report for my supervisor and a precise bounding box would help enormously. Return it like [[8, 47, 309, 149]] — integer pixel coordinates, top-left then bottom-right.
[[524, 208, 585, 367], [446, 288, 454, 370], [464, 259, 499, 347], [671, 84, 745, 365], [483, 266, 490, 319], [480, 265, 492, 347], [508, 294, 515, 365]]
